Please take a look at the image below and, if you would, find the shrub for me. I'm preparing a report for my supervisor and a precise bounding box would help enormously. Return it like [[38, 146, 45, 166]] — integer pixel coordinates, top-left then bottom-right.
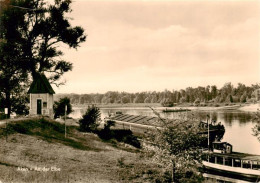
[[53, 97, 73, 119], [0, 113, 6, 120], [99, 120, 116, 139], [123, 134, 141, 148], [104, 120, 115, 131], [79, 105, 101, 132], [98, 128, 141, 148]]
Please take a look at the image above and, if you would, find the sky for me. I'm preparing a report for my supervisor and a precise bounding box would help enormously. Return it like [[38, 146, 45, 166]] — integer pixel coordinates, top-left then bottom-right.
[[54, 0, 260, 94]]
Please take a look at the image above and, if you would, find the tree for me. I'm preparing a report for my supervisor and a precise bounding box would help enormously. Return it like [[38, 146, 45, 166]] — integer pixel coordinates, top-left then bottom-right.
[[193, 98, 200, 106], [147, 110, 205, 183], [121, 95, 130, 104], [0, 0, 85, 116], [0, 40, 28, 117], [210, 85, 217, 99], [144, 96, 151, 103], [236, 83, 246, 98], [133, 92, 145, 103], [12, 0, 86, 83], [240, 92, 247, 103], [10, 88, 30, 116], [150, 94, 158, 103], [225, 94, 233, 103], [0, 0, 29, 117], [53, 97, 72, 118], [79, 105, 101, 132], [179, 97, 186, 103], [252, 110, 260, 143]]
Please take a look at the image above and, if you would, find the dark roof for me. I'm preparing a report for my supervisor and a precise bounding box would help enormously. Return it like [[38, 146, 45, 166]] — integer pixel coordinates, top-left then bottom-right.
[[28, 73, 55, 94]]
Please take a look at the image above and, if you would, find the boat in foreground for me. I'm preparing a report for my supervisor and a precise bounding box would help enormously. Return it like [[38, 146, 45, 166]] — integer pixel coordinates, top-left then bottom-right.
[[202, 142, 260, 182]]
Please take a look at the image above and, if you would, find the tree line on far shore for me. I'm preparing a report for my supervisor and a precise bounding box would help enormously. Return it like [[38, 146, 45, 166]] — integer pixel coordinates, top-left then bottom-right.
[[55, 82, 260, 106]]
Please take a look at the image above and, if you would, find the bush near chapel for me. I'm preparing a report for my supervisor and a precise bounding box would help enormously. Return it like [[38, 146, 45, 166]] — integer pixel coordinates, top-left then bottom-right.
[[79, 105, 101, 132], [53, 97, 73, 119]]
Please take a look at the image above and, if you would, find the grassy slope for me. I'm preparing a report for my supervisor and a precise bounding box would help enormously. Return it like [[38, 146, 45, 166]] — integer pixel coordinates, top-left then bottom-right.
[[0, 118, 159, 183]]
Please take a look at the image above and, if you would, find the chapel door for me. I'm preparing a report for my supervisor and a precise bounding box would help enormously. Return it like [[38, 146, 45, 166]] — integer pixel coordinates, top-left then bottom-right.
[[37, 99, 42, 115]]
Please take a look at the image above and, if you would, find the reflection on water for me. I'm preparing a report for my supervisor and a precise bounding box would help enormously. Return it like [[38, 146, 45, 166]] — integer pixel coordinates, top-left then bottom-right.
[[195, 111, 254, 127], [194, 110, 259, 155], [70, 107, 260, 155]]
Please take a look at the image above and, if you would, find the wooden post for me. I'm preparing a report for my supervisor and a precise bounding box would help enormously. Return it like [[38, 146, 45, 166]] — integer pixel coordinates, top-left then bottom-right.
[[47, 93, 49, 114], [172, 160, 175, 183], [232, 159, 234, 167], [5, 108, 8, 142], [65, 105, 67, 138], [207, 115, 210, 152]]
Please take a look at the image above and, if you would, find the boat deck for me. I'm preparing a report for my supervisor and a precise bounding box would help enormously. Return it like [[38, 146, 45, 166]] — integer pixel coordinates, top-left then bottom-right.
[[207, 151, 260, 161]]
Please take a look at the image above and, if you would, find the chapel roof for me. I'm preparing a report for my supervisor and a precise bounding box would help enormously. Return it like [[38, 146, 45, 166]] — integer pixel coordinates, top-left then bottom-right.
[[28, 73, 55, 94]]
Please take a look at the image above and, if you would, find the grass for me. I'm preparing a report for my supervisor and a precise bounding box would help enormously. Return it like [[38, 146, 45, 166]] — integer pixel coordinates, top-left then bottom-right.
[[0, 117, 158, 183], [2, 118, 99, 151]]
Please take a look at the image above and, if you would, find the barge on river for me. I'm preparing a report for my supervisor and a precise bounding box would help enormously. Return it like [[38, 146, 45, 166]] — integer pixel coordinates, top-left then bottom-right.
[[104, 112, 162, 129]]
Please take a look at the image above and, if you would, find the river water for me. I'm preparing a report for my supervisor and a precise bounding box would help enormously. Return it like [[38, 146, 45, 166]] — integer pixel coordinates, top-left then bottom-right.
[[70, 106, 260, 155]]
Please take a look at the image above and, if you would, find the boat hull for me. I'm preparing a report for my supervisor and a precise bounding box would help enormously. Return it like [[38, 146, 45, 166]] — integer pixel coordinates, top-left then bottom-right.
[[203, 161, 260, 182]]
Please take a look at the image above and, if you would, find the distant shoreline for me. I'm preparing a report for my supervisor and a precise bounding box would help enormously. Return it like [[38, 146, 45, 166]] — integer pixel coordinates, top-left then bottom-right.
[[72, 103, 162, 109], [71, 102, 259, 112]]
